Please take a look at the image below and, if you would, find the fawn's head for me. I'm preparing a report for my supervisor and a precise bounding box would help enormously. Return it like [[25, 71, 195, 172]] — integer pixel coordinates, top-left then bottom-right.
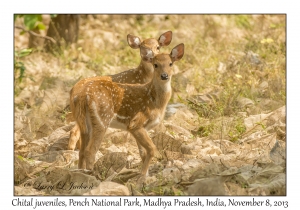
[[140, 43, 184, 83], [127, 31, 172, 55]]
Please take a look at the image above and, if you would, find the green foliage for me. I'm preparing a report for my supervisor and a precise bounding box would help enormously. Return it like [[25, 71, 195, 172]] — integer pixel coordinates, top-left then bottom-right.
[[14, 48, 32, 83], [15, 14, 45, 30], [187, 101, 214, 118], [255, 122, 266, 130], [24, 15, 43, 30], [241, 183, 249, 189], [15, 48, 32, 58], [194, 123, 216, 137], [59, 109, 69, 122], [15, 14, 57, 31], [17, 155, 24, 161], [235, 15, 252, 29], [228, 117, 246, 142]]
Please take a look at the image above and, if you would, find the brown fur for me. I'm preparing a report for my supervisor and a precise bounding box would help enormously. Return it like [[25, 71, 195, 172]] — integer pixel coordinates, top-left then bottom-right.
[[68, 31, 172, 150], [70, 44, 184, 175]]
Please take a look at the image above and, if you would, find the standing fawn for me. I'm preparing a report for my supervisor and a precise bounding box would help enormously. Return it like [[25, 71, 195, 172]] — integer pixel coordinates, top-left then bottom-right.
[[70, 43, 184, 175], [68, 31, 172, 150]]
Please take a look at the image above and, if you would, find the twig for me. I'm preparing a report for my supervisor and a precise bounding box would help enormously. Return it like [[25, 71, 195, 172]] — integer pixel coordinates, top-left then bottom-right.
[[213, 171, 241, 177], [241, 112, 275, 138], [220, 116, 224, 150], [209, 155, 214, 162], [252, 134, 275, 169], [15, 25, 57, 44], [220, 159, 229, 169], [54, 160, 73, 168], [49, 20, 61, 42]]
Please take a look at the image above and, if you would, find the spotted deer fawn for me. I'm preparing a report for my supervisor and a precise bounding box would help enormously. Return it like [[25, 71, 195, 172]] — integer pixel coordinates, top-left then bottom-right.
[[68, 31, 173, 150], [70, 43, 184, 175]]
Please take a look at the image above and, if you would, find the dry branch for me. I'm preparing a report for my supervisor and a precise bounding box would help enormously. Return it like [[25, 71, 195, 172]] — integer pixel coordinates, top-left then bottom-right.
[[15, 26, 57, 44]]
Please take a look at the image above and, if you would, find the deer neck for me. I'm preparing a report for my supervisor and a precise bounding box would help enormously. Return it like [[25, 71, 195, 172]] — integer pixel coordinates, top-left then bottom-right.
[[148, 77, 172, 110], [136, 60, 154, 83]]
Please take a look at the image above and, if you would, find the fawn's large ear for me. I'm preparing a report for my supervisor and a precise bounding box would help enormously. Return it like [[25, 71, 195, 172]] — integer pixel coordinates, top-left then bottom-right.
[[170, 43, 184, 62], [158, 31, 172, 46], [140, 46, 154, 63], [127, 34, 141, 49]]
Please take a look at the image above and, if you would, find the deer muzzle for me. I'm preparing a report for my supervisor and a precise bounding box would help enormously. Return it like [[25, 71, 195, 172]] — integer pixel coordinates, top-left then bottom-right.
[[161, 73, 169, 80]]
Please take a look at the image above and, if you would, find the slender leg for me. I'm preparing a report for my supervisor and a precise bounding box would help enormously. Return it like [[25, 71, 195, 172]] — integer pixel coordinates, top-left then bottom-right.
[[78, 132, 88, 169], [136, 141, 146, 163], [84, 126, 107, 170], [130, 128, 156, 175], [76, 136, 81, 150], [68, 123, 81, 150], [84, 103, 113, 170]]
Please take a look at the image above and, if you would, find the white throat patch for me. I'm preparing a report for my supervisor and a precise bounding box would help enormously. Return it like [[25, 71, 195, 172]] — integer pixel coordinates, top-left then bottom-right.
[[162, 79, 172, 92]]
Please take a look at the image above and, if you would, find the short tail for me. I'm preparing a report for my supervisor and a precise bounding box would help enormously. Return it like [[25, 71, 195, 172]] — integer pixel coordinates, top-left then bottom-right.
[[70, 88, 88, 134]]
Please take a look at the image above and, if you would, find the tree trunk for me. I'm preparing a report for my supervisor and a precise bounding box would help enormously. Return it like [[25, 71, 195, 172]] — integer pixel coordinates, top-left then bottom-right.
[[45, 14, 80, 52]]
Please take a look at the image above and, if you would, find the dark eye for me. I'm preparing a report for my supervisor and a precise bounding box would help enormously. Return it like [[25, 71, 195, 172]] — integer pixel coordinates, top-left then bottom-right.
[[154, 64, 158, 68], [157, 46, 160, 50], [169, 63, 173, 67]]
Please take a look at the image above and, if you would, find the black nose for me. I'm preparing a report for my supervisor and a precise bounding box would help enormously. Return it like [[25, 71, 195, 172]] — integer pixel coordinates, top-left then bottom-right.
[[161, 73, 168, 80]]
